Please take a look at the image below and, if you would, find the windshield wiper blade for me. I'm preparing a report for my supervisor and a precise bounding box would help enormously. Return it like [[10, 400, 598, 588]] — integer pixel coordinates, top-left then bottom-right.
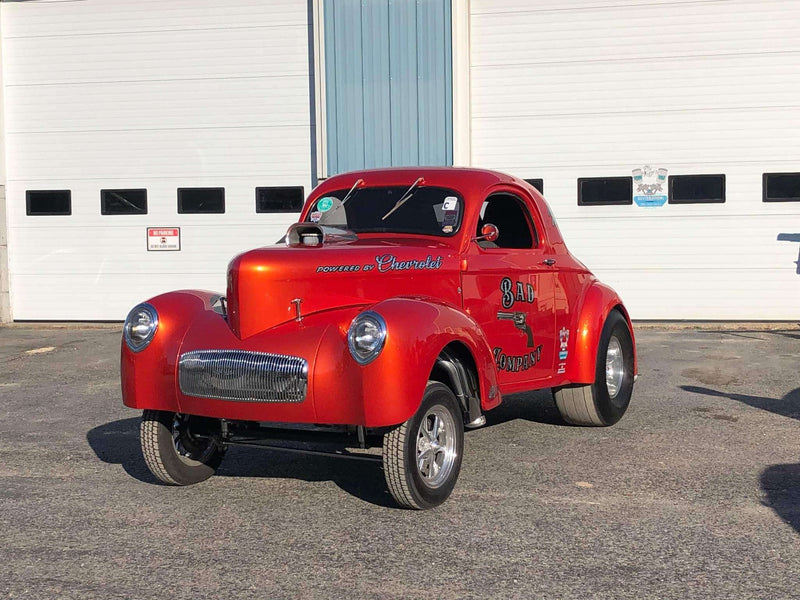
[[340, 178, 364, 205], [381, 177, 424, 221]]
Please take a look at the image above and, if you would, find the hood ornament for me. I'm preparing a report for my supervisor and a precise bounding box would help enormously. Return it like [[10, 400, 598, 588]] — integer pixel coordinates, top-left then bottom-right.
[[291, 298, 303, 322]]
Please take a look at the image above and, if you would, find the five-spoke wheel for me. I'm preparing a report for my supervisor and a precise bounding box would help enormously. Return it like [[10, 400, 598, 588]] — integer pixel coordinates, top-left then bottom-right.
[[383, 381, 464, 509]]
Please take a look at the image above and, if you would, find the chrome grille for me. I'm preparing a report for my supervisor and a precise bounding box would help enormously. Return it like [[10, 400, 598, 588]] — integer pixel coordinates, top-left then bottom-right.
[[179, 349, 308, 403]]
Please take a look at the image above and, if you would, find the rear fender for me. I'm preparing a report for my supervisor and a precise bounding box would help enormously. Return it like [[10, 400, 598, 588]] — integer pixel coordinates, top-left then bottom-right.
[[359, 298, 500, 427], [568, 283, 637, 384]]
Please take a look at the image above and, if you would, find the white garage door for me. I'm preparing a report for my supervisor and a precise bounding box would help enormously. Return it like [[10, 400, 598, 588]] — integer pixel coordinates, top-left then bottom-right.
[[470, 0, 800, 319], [2, 0, 313, 320]]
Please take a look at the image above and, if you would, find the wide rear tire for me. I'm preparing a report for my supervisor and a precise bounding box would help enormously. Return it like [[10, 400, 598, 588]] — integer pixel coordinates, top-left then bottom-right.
[[554, 310, 634, 426]]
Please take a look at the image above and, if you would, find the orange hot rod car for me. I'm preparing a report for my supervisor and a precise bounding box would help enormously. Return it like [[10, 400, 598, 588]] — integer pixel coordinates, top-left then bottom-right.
[[121, 167, 636, 509]]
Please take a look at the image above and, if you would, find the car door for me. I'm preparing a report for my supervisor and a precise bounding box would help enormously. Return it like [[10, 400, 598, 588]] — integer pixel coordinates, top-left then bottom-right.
[[461, 190, 556, 391]]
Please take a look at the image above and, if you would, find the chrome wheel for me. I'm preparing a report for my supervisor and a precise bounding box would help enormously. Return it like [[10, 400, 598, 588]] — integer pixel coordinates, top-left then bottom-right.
[[172, 414, 217, 466], [605, 336, 624, 399], [415, 405, 458, 489]]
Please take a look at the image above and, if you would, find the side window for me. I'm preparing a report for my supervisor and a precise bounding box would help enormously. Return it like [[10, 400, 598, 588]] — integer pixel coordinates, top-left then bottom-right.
[[477, 193, 538, 249]]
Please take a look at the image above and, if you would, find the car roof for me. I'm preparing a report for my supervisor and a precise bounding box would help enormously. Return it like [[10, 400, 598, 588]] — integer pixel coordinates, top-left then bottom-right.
[[312, 167, 528, 197]]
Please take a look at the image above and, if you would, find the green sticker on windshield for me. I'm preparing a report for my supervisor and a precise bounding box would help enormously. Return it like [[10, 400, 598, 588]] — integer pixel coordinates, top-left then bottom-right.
[[317, 197, 334, 212]]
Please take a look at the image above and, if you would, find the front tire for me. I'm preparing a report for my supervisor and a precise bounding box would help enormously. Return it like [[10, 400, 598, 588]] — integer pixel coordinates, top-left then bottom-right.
[[554, 310, 635, 426], [140, 410, 225, 485], [383, 381, 464, 509]]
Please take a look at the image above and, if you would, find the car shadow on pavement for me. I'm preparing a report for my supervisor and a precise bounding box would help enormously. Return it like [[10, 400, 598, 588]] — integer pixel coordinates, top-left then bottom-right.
[[86, 417, 396, 508], [482, 388, 568, 428], [681, 384, 800, 534]]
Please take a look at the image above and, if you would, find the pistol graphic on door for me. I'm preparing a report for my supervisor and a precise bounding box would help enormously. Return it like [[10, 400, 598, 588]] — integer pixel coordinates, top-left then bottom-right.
[[497, 311, 534, 347]]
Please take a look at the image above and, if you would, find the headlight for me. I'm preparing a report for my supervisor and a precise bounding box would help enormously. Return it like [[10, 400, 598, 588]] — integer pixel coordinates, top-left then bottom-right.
[[347, 311, 387, 365], [123, 303, 159, 352]]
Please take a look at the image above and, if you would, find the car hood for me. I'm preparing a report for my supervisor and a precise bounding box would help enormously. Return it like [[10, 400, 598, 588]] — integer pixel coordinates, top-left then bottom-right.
[[226, 237, 462, 339]]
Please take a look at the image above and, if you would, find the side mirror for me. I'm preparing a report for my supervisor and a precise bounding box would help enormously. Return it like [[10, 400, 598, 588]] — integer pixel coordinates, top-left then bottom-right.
[[474, 223, 499, 243]]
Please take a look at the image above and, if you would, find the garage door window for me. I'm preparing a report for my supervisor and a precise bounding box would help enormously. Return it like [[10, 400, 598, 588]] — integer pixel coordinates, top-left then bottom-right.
[[26, 190, 71, 216], [256, 187, 304, 213], [101, 189, 147, 215], [178, 188, 225, 214], [578, 177, 633, 206], [669, 175, 725, 204], [763, 173, 800, 202], [524, 179, 544, 194]]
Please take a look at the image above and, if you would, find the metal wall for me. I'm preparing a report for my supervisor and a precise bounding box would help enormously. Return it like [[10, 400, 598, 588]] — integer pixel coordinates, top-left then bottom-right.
[[323, 0, 453, 175]]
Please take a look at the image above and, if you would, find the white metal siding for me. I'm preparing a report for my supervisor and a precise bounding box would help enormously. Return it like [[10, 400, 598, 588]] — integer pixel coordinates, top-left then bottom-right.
[[2, 0, 312, 320], [470, 0, 800, 319]]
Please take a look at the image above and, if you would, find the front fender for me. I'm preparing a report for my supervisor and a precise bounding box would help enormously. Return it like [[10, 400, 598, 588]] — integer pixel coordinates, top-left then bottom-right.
[[568, 282, 637, 384], [121, 290, 222, 411], [357, 298, 500, 427]]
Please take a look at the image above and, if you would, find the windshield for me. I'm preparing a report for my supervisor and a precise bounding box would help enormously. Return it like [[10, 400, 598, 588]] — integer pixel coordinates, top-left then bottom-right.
[[306, 186, 463, 237]]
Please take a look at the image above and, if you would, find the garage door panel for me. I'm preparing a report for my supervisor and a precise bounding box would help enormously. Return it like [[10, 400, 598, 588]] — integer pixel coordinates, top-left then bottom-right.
[[3, 26, 308, 86], [472, 54, 800, 118], [1, 0, 306, 38], [4, 77, 310, 134], [472, 1, 800, 66], [6, 128, 311, 181], [594, 268, 800, 320], [10, 273, 231, 321], [472, 108, 800, 169]]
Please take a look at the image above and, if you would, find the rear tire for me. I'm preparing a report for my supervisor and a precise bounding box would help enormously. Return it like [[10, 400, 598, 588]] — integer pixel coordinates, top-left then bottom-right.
[[383, 381, 464, 509], [554, 310, 634, 426], [140, 410, 225, 485]]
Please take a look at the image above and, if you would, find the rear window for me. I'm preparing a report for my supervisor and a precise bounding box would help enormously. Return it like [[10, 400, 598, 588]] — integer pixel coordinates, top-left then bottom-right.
[[306, 185, 463, 237]]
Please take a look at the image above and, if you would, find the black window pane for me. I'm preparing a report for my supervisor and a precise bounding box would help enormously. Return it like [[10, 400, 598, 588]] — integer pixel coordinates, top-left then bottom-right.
[[26, 190, 71, 215], [178, 188, 225, 214], [256, 186, 304, 213], [578, 177, 632, 206], [669, 175, 725, 204], [524, 179, 544, 193], [763, 173, 800, 202], [101, 189, 147, 215]]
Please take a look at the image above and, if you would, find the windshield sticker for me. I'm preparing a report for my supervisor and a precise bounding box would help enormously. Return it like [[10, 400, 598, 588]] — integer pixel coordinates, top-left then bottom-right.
[[442, 196, 458, 211], [309, 211, 322, 223], [442, 225, 453, 234], [442, 211, 458, 227], [317, 197, 335, 212]]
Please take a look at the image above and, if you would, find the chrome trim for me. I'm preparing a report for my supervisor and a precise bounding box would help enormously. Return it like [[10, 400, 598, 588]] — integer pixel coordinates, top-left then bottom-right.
[[123, 302, 158, 353], [605, 336, 624, 399], [347, 311, 387, 365], [179, 349, 308, 403]]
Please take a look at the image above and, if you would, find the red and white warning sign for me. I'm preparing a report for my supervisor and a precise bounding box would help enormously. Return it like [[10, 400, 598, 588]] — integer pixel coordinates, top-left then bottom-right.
[[147, 227, 181, 251]]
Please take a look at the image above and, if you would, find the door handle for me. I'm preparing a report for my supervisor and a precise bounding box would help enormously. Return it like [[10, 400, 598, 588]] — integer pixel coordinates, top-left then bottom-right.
[[542, 258, 556, 266]]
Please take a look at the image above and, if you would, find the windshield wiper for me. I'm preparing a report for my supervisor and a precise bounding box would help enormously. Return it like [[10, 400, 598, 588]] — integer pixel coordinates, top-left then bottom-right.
[[381, 177, 424, 221], [340, 178, 364, 205]]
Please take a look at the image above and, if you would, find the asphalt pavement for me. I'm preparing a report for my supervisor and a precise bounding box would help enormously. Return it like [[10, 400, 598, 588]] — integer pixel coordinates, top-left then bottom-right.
[[1, 324, 799, 599]]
